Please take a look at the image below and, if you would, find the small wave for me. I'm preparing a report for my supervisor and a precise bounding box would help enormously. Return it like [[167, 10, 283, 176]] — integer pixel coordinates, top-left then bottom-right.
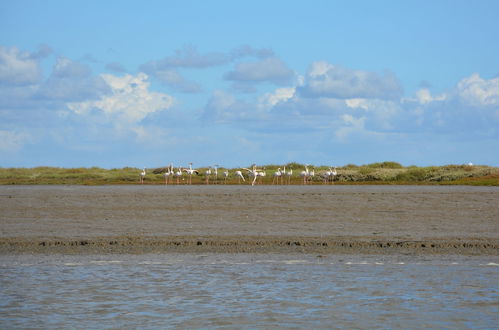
[[480, 262, 499, 266], [90, 260, 122, 264], [138, 261, 163, 265], [283, 260, 308, 264]]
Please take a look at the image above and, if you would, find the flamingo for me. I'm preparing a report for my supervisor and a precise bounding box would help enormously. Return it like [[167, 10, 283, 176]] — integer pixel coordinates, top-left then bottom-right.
[[331, 166, 337, 183], [300, 165, 309, 185], [308, 167, 315, 184], [322, 168, 332, 184], [235, 170, 245, 184], [243, 164, 260, 186], [205, 167, 212, 184], [285, 166, 293, 184], [257, 167, 267, 185], [175, 167, 183, 184], [183, 163, 198, 185], [163, 164, 173, 185], [140, 168, 146, 184], [223, 170, 229, 184], [213, 165, 219, 184], [272, 168, 282, 185]]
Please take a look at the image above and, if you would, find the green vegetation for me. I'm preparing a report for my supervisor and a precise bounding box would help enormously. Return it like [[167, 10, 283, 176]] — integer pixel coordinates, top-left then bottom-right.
[[0, 163, 497, 186]]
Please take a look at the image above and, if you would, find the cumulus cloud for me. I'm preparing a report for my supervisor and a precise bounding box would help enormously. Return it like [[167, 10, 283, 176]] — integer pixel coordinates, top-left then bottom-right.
[[456, 73, 499, 107], [224, 57, 295, 85], [37, 57, 110, 101], [298, 61, 403, 100], [67, 72, 174, 124], [0, 46, 42, 85]]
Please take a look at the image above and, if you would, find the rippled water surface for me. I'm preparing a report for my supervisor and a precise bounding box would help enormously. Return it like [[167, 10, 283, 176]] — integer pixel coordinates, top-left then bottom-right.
[[1, 254, 498, 328]]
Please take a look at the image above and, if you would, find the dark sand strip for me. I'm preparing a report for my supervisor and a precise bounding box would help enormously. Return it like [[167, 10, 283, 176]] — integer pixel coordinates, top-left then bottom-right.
[[1, 236, 497, 255]]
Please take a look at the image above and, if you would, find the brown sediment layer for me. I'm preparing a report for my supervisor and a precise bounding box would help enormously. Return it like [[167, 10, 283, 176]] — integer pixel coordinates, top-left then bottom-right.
[[1, 236, 497, 255], [1, 185, 498, 255]]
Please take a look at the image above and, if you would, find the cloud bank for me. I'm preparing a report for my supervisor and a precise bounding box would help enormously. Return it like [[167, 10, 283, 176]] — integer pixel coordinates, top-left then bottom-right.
[[1, 45, 498, 166]]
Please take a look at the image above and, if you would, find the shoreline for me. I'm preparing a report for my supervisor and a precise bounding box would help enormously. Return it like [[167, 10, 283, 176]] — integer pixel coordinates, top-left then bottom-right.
[[2, 185, 497, 256], [1, 236, 497, 255]]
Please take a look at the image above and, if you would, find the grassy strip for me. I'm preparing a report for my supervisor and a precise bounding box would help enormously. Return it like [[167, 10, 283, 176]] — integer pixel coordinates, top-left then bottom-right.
[[0, 162, 498, 186]]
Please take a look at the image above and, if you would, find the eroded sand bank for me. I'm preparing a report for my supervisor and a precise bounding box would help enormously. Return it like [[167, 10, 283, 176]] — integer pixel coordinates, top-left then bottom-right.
[[1, 185, 498, 254]]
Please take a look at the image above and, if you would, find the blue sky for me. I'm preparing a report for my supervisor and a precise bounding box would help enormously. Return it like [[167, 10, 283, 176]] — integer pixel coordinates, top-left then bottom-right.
[[1, 0, 498, 168]]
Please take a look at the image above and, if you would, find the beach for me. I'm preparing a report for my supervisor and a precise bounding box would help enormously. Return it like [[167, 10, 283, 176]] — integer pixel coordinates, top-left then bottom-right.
[[1, 185, 498, 255]]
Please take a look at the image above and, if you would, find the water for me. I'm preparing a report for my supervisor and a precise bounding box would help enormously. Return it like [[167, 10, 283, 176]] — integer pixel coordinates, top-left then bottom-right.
[[1, 254, 498, 328]]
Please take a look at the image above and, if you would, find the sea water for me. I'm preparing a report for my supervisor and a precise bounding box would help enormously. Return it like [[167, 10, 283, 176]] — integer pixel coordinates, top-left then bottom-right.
[[1, 254, 498, 328]]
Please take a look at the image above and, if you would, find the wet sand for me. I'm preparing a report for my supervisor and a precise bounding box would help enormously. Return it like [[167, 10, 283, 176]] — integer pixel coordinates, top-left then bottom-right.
[[1, 185, 498, 254]]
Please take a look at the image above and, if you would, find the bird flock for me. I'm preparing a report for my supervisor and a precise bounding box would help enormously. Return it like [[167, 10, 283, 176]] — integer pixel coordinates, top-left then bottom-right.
[[139, 163, 338, 186]]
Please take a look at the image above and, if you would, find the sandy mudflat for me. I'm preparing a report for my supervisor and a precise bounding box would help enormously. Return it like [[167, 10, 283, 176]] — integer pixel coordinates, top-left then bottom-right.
[[0, 185, 498, 254]]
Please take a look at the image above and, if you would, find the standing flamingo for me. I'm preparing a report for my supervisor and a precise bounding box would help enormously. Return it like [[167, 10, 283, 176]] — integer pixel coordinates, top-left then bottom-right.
[[213, 165, 219, 184], [285, 166, 293, 184], [331, 166, 337, 183], [257, 167, 267, 185], [204, 167, 212, 184], [175, 167, 183, 184], [235, 170, 245, 184], [308, 167, 315, 184], [322, 168, 332, 184], [140, 168, 146, 184], [272, 168, 282, 185], [164, 164, 173, 185], [183, 163, 198, 185], [223, 170, 229, 184], [300, 165, 309, 185]]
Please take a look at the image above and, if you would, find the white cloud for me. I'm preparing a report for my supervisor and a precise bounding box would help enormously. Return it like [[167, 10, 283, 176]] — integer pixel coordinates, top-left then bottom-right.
[[260, 87, 295, 107], [67, 72, 174, 124], [0, 46, 41, 85], [456, 73, 499, 107], [298, 61, 403, 100]]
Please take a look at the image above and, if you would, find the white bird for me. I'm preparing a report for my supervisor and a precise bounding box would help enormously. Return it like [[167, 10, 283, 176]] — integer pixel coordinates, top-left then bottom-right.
[[272, 168, 282, 185], [308, 168, 315, 183], [331, 166, 337, 183], [213, 165, 219, 184], [300, 165, 309, 185], [183, 163, 198, 185], [205, 167, 212, 184], [235, 170, 245, 183], [163, 164, 173, 185], [256, 168, 266, 185], [140, 168, 146, 184], [243, 164, 260, 186], [285, 166, 293, 184], [223, 170, 229, 184], [322, 168, 332, 184], [175, 168, 183, 184]]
